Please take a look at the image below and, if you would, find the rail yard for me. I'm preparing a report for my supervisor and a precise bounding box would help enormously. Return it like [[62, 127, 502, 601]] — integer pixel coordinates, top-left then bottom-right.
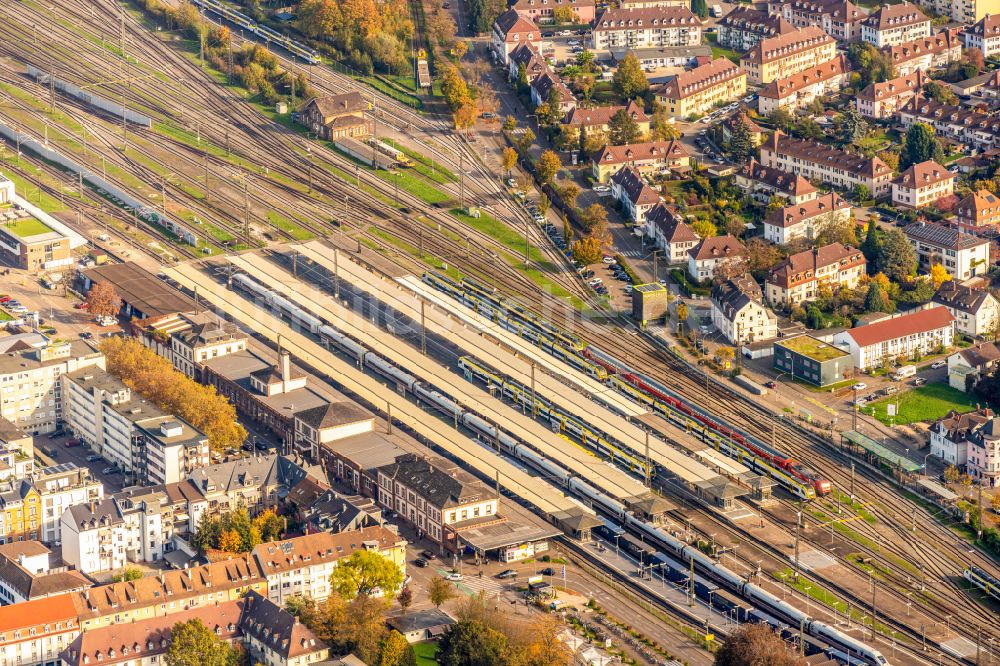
[[0, 1, 997, 666]]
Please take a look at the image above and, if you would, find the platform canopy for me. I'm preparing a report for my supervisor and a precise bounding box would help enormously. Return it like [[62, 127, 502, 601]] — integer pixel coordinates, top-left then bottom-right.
[[840, 430, 923, 473]]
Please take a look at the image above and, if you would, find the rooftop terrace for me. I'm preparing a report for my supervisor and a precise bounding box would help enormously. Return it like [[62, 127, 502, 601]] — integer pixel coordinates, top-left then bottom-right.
[[779, 335, 849, 361]]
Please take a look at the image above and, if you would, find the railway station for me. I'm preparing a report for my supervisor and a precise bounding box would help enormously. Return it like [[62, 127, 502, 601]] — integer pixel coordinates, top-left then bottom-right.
[[839, 431, 923, 478]]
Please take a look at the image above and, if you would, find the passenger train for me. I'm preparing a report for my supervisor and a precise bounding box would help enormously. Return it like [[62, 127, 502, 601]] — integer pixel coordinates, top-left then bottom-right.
[[191, 0, 322, 64], [964, 565, 1000, 602]]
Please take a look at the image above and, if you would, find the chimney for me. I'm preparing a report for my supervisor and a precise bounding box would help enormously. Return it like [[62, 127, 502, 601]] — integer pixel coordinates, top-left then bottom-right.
[[280, 350, 292, 391]]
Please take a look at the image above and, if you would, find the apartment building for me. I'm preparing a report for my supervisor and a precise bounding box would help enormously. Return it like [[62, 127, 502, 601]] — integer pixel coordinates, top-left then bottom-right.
[[592, 139, 691, 182], [735, 158, 819, 205], [717, 7, 796, 51], [134, 311, 247, 380], [0, 341, 104, 436], [377, 454, 498, 549], [592, 6, 702, 51], [610, 166, 661, 225], [765, 243, 867, 306], [0, 593, 80, 666], [892, 160, 955, 209], [646, 203, 698, 264], [252, 527, 406, 605], [923, 0, 999, 25], [710, 275, 778, 345], [510, 0, 597, 23], [740, 25, 837, 85], [967, 416, 1000, 486], [762, 192, 852, 244], [759, 131, 894, 196], [507, 42, 547, 83], [292, 401, 374, 461], [885, 28, 962, 76], [562, 100, 651, 136], [529, 70, 576, 114], [775, 0, 869, 41], [61, 499, 127, 575], [655, 57, 747, 119], [904, 221, 990, 279], [897, 95, 1000, 153], [956, 189, 1000, 231], [298, 93, 370, 141], [932, 280, 1000, 338], [861, 1, 930, 46], [757, 53, 849, 114], [31, 464, 103, 545], [688, 235, 747, 282], [492, 9, 542, 64], [930, 408, 992, 465], [854, 71, 925, 119], [0, 541, 90, 604], [963, 13, 1000, 58], [136, 416, 210, 487], [832, 306, 954, 370], [621, 0, 689, 6]]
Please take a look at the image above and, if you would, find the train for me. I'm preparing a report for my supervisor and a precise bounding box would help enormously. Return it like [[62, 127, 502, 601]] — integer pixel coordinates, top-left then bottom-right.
[[964, 565, 1000, 602], [191, 0, 322, 64], [229, 272, 888, 666], [366, 138, 414, 167], [333, 136, 397, 170]]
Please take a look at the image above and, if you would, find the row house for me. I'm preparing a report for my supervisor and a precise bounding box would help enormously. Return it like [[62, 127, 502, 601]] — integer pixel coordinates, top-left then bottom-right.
[[765, 243, 867, 307], [903, 220, 990, 280], [529, 70, 576, 114], [621, 0, 690, 7], [832, 306, 954, 370], [773, 0, 868, 41], [891, 160, 956, 210], [757, 53, 849, 114], [762, 192, 852, 244], [717, 7, 797, 52], [710, 275, 778, 345], [492, 10, 543, 64], [963, 13, 1000, 58], [562, 100, 651, 137], [0, 464, 102, 546], [884, 28, 962, 77], [956, 189, 1000, 231], [688, 235, 747, 282], [507, 42, 547, 83], [860, 1, 930, 47], [897, 95, 1000, 153], [133, 311, 247, 380], [759, 131, 893, 196], [610, 166, 661, 225], [510, 0, 597, 23], [645, 203, 698, 264], [592, 7, 702, 51], [592, 139, 690, 182], [932, 280, 1000, 338], [735, 158, 818, 205], [854, 71, 925, 119], [930, 408, 992, 466], [654, 57, 747, 119], [0, 593, 79, 666], [740, 25, 837, 85]]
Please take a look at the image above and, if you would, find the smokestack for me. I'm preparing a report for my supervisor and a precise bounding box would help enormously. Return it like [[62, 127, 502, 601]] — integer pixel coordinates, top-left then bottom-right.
[[280, 350, 291, 390]]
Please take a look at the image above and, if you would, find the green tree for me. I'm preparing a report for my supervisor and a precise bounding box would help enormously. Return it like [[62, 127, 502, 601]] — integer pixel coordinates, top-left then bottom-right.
[[429, 576, 457, 608], [840, 106, 869, 146], [537, 193, 550, 216], [924, 80, 958, 105], [903, 122, 942, 169], [861, 220, 880, 264], [439, 621, 510, 666], [576, 49, 595, 70], [814, 213, 858, 247], [252, 509, 283, 542], [875, 228, 918, 283], [612, 52, 649, 100], [112, 566, 144, 582], [544, 87, 564, 125], [768, 107, 794, 132], [691, 0, 709, 18], [330, 549, 404, 600], [853, 184, 870, 202], [516, 63, 529, 92], [863, 282, 889, 313], [608, 108, 642, 145], [728, 115, 754, 162], [377, 630, 416, 666], [165, 619, 238, 666], [536, 150, 562, 184], [649, 108, 679, 140], [192, 512, 221, 554]]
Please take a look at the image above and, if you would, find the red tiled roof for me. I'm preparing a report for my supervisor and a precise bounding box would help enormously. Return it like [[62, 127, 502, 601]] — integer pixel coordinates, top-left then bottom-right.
[[594, 6, 700, 30], [759, 54, 847, 101], [742, 26, 833, 65], [595, 140, 689, 165], [844, 307, 954, 348], [657, 58, 744, 100], [0, 592, 77, 640], [862, 1, 928, 30], [690, 235, 746, 260]]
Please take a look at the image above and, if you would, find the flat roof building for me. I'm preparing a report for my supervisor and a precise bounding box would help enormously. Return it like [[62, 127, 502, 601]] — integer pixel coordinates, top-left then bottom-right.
[[774, 335, 854, 386], [80, 262, 200, 320]]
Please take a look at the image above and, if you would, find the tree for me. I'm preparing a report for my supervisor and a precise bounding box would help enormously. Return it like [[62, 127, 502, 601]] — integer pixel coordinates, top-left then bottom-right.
[[714, 623, 802, 666], [944, 464, 960, 484], [501, 147, 518, 175], [814, 213, 858, 247], [330, 549, 404, 600], [875, 228, 918, 283], [579, 203, 608, 232], [429, 576, 457, 608], [608, 108, 642, 145], [252, 509, 282, 542], [847, 42, 894, 87], [991, 491, 1000, 513], [522, 615, 572, 666], [728, 115, 754, 162], [218, 529, 243, 553], [86, 282, 122, 319], [840, 106, 869, 146], [536, 150, 561, 184], [864, 282, 889, 313], [576, 49, 595, 71], [612, 52, 648, 100], [572, 236, 603, 265], [924, 80, 958, 106], [552, 5, 576, 22], [377, 630, 416, 666], [677, 302, 688, 323], [860, 220, 880, 267], [439, 621, 510, 666], [965, 47, 985, 72], [453, 101, 478, 131], [929, 264, 952, 289], [691, 0, 709, 18], [744, 238, 782, 274], [397, 586, 413, 615], [649, 109, 679, 141], [854, 184, 870, 202], [112, 566, 143, 582], [192, 512, 221, 554], [768, 108, 794, 133], [691, 219, 717, 238], [165, 618, 238, 666], [516, 128, 535, 153], [559, 183, 580, 210], [502, 115, 517, 132], [903, 122, 942, 169]]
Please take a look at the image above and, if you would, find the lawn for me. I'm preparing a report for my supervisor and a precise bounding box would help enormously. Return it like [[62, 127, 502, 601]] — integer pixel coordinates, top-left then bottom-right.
[[0, 311, 11, 322], [705, 34, 742, 64], [413, 642, 439, 665], [4, 216, 53, 238], [865, 382, 979, 425]]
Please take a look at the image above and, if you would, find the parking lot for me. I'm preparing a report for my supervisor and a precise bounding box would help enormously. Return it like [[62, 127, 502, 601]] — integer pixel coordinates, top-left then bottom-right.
[[35, 431, 127, 492], [0, 268, 122, 339]]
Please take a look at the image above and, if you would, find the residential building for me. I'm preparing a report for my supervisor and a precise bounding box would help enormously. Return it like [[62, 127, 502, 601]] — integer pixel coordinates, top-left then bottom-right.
[[967, 417, 1000, 485], [492, 10, 542, 64], [621, 0, 689, 7], [0, 175, 82, 271], [610, 166, 661, 224], [903, 221, 989, 279], [30, 464, 103, 545], [897, 95, 1000, 153], [592, 7, 702, 52], [759, 131, 893, 196], [377, 453, 499, 549], [892, 160, 956, 209], [688, 235, 747, 282], [717, 7, 797, 51], [740, 26, 837, 85], [929, 408, 992, 465], [860, 1, 930, 46], [607, 44, 713, 68], [765, 243, 867, 307], [506, 42, 547, 83], [832, 306, 955, 369], [529, 70, 575, 113], [135, 416, 210, 487], [592, 139, 690, 182], [773, 335, 855, 386], [292, 401, 375, 460], [956, 189, 1000, 231], [710, 275, 778, 344], [510, 0, 597, 23], [963, 13, 1000, 58], [60, 499, 127, 575], [762, 192, 852, 244], [134, 312, 248, 380], [735, 158, 819, 205], [948, 342, 1000, 391], [775, 0, 868, 41], [240, 592, 332, 666], [719, 112, 765, 148], [561, 101, 650, 136], [757, 53, 849, 114], [854, 71, 925, 119], [0, 593, 80, 666], [645, 203, 699, 263], [388, 609, 456, 644], [0, 541, 90, 604], [922, 0, 1000, 24], [298, 93, 370, 140], [252, 527, 406, 605], [655, 58, 747, 119], [884, 28, 963, 77], [0, 341, 104, 436], [932, 280, 1000, 337]]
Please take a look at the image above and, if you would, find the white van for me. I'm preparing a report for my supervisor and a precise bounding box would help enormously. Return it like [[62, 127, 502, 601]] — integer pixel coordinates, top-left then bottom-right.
[[892, 364, 917, 380]]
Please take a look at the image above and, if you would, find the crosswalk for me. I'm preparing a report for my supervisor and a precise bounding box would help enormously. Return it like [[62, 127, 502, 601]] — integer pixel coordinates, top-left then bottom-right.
[[619, 249, 644, 258], [454, 575, 510, 597]]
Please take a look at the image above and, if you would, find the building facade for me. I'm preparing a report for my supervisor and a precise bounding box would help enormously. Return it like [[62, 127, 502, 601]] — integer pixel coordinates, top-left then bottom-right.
[[759, 131, 893, 197], [735, 158, 819, 205], [832, 307, 955, 369], [298, 93, 371, 141], [645, 203, 698, 263], [891, 160, 955, 210], [655, 58, 747, 119], [765, 243, 867, 307], [956, 189, 1000, 231], [963, 13, 1000, 57], [592, 140, 690, 182], [492, 10, 543, 64], [762, 192, 852, 244], [932, 280, 1000, 338], [897, 95, 1000, 153], [510, 0, 596, 23], [757, 53, 849, 114], [740, 25, 837, 85], [688, 236, 747, 282], [854, 71, 925, 119], [903, 221, 990, 280], [775, 0, 868, 41], [860, 1, 930, 46], [773, 335, 855, 386], [592, 7, 702, 51], [885, 28, 963, 76], [610, 166, 661, 225], [718, 7, 796, 51], [710, 276, 777, 344]]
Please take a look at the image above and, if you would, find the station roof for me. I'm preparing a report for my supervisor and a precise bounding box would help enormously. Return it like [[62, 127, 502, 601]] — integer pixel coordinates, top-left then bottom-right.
[[840, 430, 923, 473], [916, 478, 958, 502], [456, 501, 562, 552], [83, 262, 200, 319]]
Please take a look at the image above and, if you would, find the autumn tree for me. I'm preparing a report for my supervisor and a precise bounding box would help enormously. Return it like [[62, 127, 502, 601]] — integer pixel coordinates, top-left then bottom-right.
[[536, 150, 561, 184], [253, 509, 283, 542], [580, 203, 608, 233], [397, 586, 413, 615], [715, 623, 803, 666], [439, 621, 510, 666], [924, 80, 958, 106], [502, 115, 517, 132], [218, 529, 243, 553], [649, 107, 679, 141], [501, 147, 518, 176], [572, 236, 603, 265], [165, 618, 238, 666], [521, 615, 572, 666], [608, 108, 642, 145], [552, 5, 577, 22], [612, 52, 648, 100], [814, 213, 858, 247], [744, 238, 782, 274], [376, 630, 416, 666], [677, 302, 688, 324], [691, 219, 717, 238], [931, 264, 952, 289], [516, 128, 536, 153], [330, 549, 404, 600], [86, 282, 122, 319], [560, 182, 580, 209], [112, 566, 143, 582], [429, 576, 457, 608]]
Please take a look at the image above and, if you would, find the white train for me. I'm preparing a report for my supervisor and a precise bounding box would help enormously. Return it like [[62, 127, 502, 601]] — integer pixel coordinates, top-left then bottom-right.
[[232, 273, 323, 333]]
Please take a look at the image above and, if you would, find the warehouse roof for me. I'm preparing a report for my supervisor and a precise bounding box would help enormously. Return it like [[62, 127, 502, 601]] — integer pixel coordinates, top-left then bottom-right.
[[83, 263, 200, 319]]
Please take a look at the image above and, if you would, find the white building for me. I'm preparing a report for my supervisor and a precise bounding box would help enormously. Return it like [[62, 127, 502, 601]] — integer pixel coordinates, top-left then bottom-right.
[[765, 243, 867, 307], [756, 54, 849, 114], [885, 28, 963, 76], [136, 416, 210, 487], [688, 235, 747, 283], [60, 498, 128, 575], [710, 275, 777, 345], [610, 166, 661, 225], [892, 160, 955, 210], [832, 306, 955, 370], [136, 312, 248, 379], [292, 401, 375, 460], [491, 9, 543, 64], [0, 593, 80, 666], [860, 1, 930, 46], [592, 6, 702, 52], [854, 71, 925, 119], [967, 417, 1000, 486], [963, 14, 1000, 59], [645, 203, 698, 264], [32, 464, 104, 545], [932, 280, 1000, 338], [903, 221, 990, 281], [929, 408, 991, 466], [762, 192, 852, 245]]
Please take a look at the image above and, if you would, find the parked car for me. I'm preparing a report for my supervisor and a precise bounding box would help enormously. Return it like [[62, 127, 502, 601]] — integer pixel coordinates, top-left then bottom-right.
[[497, 569, 517, 580], [79, 332, 93, 340], [64, 438, 81, 447], [421, 550, 437, 560], [852, 382, 867, 391], [414, 558, 428, 568], [102, 466, 117, 475], [913, 377, 927, 386], [931, 361, 946, 369], [445, 572, 463, 581], [540, 567, 555, 576], [86, 455, 101, 462], [0, 296, 10, 304], [883, 386, 897, 395], [558, 30, 572, 35], [764, 381, 777, 389]]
